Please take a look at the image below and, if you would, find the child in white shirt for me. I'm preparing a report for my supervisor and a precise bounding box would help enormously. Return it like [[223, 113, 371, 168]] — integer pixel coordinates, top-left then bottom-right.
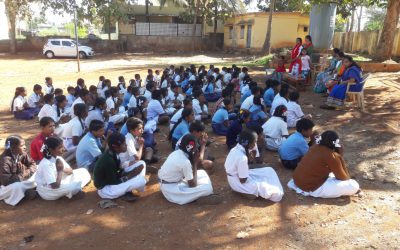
[[286, 92, 312, 128], [262, 105, 289, 151], [27, 84, 43, 109], [300, 49, 312, 79]]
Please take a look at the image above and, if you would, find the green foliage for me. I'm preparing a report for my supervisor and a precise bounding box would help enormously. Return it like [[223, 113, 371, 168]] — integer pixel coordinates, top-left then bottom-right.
[[364, 7, 386, 31], [334, 13, 347, 32], [241, 54, 274, 67], [64, 23, 88, 38]]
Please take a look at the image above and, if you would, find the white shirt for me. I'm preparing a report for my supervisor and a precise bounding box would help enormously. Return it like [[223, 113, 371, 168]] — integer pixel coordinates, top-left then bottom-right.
[[223, 73, 232, 84], [286, 101, 305, 128], [99, 86, 108, 99], [85, 109, 105, 128], [119, 133, 139, 169], [262, 117, 289, 139], [118, 83, 127, 94], [174, 75, 181, 83], [168, 91, 184, 106], [66, 94, 75, 109], [106, 97, 116, 112], [170, 108, 183, 129], [158, 150, 193, 182], [35, 156, 72, 187], [70, 97, 85, 118], [240, 95, 254, 110], [301, 55, 311, 71], [38, 104, 57, 122], [189, 75, 196, 81], [241, 84, 250, 96], [153, 75, 161, 84], [27, 93, 40, 108], [128, 95, 137, 109], [43, 84, 53, 95], [143, 90, 152, 101], [147, 99, 165, 121], [62, 116, 85, 139], [12, 96, 25, 112], [239, 72, 246, 81], [224, 144, 249, 178], [271, 95, 288, 115], [192, 99, 207, 121], [215, 80, 223, 93]]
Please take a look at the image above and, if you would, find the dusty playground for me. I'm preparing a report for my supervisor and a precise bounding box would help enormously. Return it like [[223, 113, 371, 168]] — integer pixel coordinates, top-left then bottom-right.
[[0, 52, 399, 249]]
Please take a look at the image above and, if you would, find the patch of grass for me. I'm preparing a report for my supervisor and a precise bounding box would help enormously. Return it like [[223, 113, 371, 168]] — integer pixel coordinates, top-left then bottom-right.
[[241, 54, 274, 67]]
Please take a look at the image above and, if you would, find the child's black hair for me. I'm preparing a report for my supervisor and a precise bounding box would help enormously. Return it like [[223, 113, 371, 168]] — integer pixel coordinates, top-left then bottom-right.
[[74, 103, 87, 118], [55, 95, 66, 117], [77, 78, 85, 86], [273, 105, 287, 122], [320, 131, 339, 150], [126, 117, 143, 132], [223, 98, 231, 107], [289, 91, 300, 102], [151, 89, 162, 101], [4, 135, 22, 153], [296, 118, 314, 133], [279, 86, 289, 99], [42, 136, 63, 159], [89, 119, 104, 132], [67, 86, 75, 92], [169, 108, 193, 141], [54, 88, 63, 96], [107, 132, 125, 151], [189, 120, 205, 133], [39, 116, 55, 127], [33, 84, 42, 91], [183, 98, 192, 107], [79, 89, 89, 98], [146, 82, 155, 91], [93, 97, 106, 110], [43, 94, 54, 104]]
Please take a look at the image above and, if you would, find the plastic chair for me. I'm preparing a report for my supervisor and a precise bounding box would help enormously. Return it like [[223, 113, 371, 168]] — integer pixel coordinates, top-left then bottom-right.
[[346, 73, 370, 112]]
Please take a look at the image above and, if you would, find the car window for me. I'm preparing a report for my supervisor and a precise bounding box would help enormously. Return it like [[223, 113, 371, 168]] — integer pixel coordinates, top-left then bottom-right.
[[50, 41, 61, 46], [62, 41, 73, 46]]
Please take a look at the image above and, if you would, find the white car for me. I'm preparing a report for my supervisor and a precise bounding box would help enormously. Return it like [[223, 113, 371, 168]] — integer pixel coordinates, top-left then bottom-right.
[[43, 39, 94, 59]]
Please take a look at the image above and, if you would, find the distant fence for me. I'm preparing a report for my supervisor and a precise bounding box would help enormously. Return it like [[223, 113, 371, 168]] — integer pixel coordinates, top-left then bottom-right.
[[333, 29, 400, 57], [135, 23, 202, 37]]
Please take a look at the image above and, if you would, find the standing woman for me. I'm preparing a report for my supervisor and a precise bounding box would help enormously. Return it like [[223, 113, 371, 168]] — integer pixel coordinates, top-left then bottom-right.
[[288, 38, 303, 74], [288, 131, 360, 198], [35, 136, 91, 200], [321, 55, 362, 109], [0, 136, 37, 206], [224, 130, 284, 201], [11, 87, 40, 120], [303, 35, 314, 56]]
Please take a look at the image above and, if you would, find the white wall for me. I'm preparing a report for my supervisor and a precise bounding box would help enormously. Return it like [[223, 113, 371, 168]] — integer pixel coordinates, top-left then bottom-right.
[[0, 2, 9, 39]]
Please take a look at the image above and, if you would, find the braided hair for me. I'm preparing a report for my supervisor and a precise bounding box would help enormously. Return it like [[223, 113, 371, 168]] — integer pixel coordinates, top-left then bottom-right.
[[41, 136, 63, 159]]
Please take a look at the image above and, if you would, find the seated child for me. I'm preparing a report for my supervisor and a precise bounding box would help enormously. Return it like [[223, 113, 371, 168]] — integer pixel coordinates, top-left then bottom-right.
[[94, 133, 147, 201], [211, 99, 232, 136], [43, 77, 54, 95], [168, 83, 185, 110], [35, 136, 91, 200], [270, 85, 289, 115], [54, 95, 70, 124], [117, 76, 126, 95], [27, 84, 43, 109], [71, 88, 90, 118], [203, 75, 221, 102], [248, 96, 267, 128], [106, 87, 127, 125], [158, 134, 216, 205], [169, 108, 194, 149], [192, 90, 209, 121], [31, 117, 56, 163], [286, 91, 312, 128], [279, 118, 315, 169], [0, 136, 37, 206], [66, 86, 76, 112], [170, 99, 192, 130], [38, 94, 57, 122], [226, 110, 250, 149], [11, 87, 39, 120], [288, 131, 360, 198], [224, 130, 284, 202], [147, 89, 170, 125], [75, 78, 86, 97], [271, 56, 286, 82], [262, 105, 289, 151], [76, 120, 105, 171], [263, 80, 280, 108]]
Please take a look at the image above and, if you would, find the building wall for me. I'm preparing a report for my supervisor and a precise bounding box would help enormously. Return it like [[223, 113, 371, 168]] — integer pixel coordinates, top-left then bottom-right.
[[224, 12, 310, 51], [333, 29, 400, 57]]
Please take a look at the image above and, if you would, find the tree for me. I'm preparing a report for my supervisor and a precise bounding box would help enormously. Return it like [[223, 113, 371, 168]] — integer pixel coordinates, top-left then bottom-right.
[[375, 0, 400, 60], [263, 0, 275, 54], [364, 7, 386, 31], [4, 0, 35, 54]]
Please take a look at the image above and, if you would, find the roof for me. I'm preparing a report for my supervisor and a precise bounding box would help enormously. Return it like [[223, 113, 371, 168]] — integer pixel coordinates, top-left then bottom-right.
[[232, 11, 308, 17]]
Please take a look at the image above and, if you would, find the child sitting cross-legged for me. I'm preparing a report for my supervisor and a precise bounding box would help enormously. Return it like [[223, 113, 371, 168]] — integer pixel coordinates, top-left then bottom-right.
[[211, 99, 233, 136], [262, 105, 289, 151], [286, 91, 312, 128]]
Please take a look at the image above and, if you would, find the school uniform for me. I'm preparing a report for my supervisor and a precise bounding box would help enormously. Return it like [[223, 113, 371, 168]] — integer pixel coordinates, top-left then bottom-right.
[[286, 101, 304, 128], [147, 99, 166, 122], [161, 80, 169, 89], [30, 133, 46, 163], [215, 79, 223, 93], [43, 84, 54, 95], [143, 90, 152, 101], [224, 144, 284, 202], [76, 132, 103, 170], [62, 116, 85, 153], [278, 132, 309, 169], [35, 156, 90, 200], [158, 150, 213, 205], [170, 108, 183, 130], [192, 99, 208, 121], [99, 86, 108, 99], [70, 97, 85, 118], [123, 92, 132, 108], [119, 133, 147, 170], [12, 96, 39, 120], [85, 108, 106, 128], [248, 104, 267, 127], [27, 93, 41, 108], [212, 108, 229, 136], [38, 104, 57, 122], [288, 145, 359, 198], [118, 83, 127, 95], [0, 152, 37, 206], [168, 91, 184, 107], [226, 120, 242, 149], [262, 117, 288, 151], [270, 94, 288, 115], [106, 97, 126, 124], [66, 93, 75, 110], [240, 95, 254, 110], [263, 88, 275, 107], [171, 120, 190, 148], [94, 150, 147, 199], [153, 75, 161, 85]]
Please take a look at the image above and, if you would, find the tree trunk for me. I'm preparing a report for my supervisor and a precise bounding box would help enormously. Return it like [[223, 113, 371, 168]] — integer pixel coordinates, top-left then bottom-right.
[[262, 0, 275, 54], [5, 3, 17, 54], [375, 0, 400, 61], [357, 6, 363, 32], [192, 0, 201, 51], [213, 1, 218, 49], [349, 8, 355, 32], [108, 13, 111, 41]]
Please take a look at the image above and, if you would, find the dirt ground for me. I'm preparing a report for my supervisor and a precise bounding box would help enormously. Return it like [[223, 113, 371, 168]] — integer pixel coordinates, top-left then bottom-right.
[[0, 52, 399, 250]]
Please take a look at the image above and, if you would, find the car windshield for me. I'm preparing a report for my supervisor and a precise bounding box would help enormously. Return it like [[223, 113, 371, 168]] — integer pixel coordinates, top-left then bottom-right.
[[70, 41, 82, 46]]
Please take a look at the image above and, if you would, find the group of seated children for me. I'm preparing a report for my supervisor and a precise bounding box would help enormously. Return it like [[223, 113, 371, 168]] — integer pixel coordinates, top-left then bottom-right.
[[1, 63, 359, 207]]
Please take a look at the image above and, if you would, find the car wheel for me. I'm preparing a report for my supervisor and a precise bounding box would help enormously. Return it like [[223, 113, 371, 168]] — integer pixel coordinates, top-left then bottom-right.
[[79, 51, 87, 59], [45, 51, 54, 59]]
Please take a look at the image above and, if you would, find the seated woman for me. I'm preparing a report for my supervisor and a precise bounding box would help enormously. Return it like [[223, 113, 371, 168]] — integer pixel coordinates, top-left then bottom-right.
[[212, 99, 232, 136], [288, 131, 360, 198], [35, 136, 91, 200], [314, 48, 340, 93], [226, 110, 250, 149], [224, 130, 284, 202], [323, 51, 346, 94], [158, 134, 216, 205], [262, 105, 289, 151], [62, 103, 88, 162], [76, 120, 105, 171], [31, 117, 56, 163], [321, 55, 362, 109], [169, 108, 194, 149], [94, 133, 147, 201], [0, 136, 37, 206], [11, 87, 40, 120], [279, 118, 315, 170]]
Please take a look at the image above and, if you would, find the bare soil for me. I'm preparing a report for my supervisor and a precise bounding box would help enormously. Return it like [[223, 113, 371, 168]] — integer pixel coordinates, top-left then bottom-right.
[[0, 53, 399, 250]]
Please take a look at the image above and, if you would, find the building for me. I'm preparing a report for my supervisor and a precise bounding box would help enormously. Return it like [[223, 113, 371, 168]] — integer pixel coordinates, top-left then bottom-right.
[[224, 12, 310, 51]]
